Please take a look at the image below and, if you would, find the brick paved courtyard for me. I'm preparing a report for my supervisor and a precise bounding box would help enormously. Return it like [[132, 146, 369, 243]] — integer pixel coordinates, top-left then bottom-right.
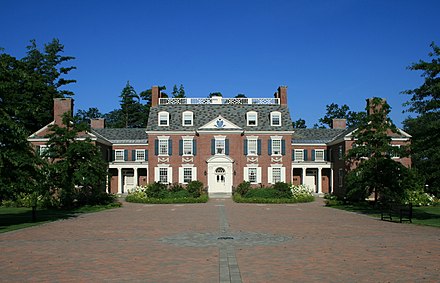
[[1, 198, 439, 282]]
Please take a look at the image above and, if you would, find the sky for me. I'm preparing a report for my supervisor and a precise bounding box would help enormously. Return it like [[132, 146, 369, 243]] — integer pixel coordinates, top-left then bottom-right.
[[1, 0, 439, 127]]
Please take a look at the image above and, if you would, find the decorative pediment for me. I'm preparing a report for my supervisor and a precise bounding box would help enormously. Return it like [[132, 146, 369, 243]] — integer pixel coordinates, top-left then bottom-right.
[[199, 115, 242, 130]]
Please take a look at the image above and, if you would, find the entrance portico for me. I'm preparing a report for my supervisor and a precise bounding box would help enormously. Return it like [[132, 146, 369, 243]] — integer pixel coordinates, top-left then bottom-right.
[[206, 155, 234, 196]]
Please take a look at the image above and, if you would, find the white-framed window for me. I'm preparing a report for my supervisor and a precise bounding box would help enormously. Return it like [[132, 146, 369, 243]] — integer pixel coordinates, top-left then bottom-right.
[[183, 139, 193, 155], [270, 111, 281, 126], [158, 111, 169, 126], [215, 139, 225, 155], [247, 111, 258, 126], [272, 138, 282, 155], [244, 167, 261, 184], [136, 150, 145, 161], [159, 139, 169, 156], [315, 150, 324, 161], [159, 168, 168, 183], [268, 166, 285, 184], [178, 167, 197, 184], [338, 145, 343, 160], [294, 149, 304, 161], [247, 138, 258, 156], [39, 145, 49, 157], [155, 166, 172, 184], [115, 149, 125, 161], [182, 111, 193, 126], [390, 145, 400, 159], [338, 168, 344, 187]]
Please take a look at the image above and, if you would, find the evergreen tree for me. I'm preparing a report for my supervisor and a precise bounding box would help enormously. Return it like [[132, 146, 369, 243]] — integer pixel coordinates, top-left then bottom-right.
[[171, 84, 186, 98], [293, 118, 307, 128], [318, 103, 366, 128]]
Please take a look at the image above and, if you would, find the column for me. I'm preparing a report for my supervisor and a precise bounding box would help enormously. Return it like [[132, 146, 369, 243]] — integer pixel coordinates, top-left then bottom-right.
[[330, 168, 334, 194], [134, 167, 138, 188], [301, 167, 306, 185], [117, 168, 123, 194], [317, 168, 322, 194]]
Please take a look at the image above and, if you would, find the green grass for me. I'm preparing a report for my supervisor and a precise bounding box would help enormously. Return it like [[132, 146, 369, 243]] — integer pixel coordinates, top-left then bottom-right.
[[0, 203, 121, 233], [328, 203, 440, 227]]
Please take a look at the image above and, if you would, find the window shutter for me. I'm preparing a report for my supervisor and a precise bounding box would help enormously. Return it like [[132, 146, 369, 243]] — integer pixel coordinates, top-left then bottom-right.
[[179, 140, 183, 156], [324, 150, 328, 161], [168, 167, 173, 183], [168, 139, 172, 155], [178, 167, 183, 184], [268, 139, 272, 155], [192, 167, 197, 181], [244, 140, 248, 155], [193, 140, 197, 156], [154, 140, 158, 155], [243, 168, 249, 182], [132, 150, 136, 161], [124, 150, 128, 161], [281, 167, 286, 183], [154, 167, 160, 182], [211, 139, 215, 155], [268, 167, 273, 184], [257, 139, 261, 155], [281, 139, 286, 155], [145, 150, 148, 161], [256, 167, 262, 183], [111, 150, 115, 161], [225, 139, 229, 155], [311, 149, 315, 161], [304, 149, 308, 161], [292, 150, 295, 161]]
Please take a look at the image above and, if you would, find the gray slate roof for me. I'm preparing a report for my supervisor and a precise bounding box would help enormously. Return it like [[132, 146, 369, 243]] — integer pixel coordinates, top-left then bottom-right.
[[91, 128, 148, 144], [147, 104, 294, 132], [292, 128, 347, 144]]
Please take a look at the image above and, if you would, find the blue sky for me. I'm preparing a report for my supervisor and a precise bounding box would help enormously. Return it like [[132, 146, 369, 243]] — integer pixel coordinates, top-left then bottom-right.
[[1, 0, 439, 127]]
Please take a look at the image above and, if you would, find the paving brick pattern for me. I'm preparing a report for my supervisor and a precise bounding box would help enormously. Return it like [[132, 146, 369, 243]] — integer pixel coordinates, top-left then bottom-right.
[[1, 198, 439, 282]]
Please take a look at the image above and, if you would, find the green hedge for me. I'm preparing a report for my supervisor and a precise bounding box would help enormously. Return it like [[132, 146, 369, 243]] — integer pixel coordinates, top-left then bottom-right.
[[125, 194, 208, 204]]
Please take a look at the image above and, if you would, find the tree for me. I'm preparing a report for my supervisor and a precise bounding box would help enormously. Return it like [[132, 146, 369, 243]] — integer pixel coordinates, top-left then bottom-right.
[[75, 107, 103, 124], [119, 81, 140, 128], [208, 92, 222, 98], [402, 42, 440, 196], [235, 93, 247, 98], [345, 98, 410, 202], [292, 118, 307, 128], [318, 103, 366, 128], [0, 39, 76, 134], [171, 84, 186, 98], [45, 113, 110, 208]]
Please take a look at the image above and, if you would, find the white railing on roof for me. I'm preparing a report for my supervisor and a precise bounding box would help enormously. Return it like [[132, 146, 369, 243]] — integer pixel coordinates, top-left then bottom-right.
[[159, 97, 279, 105]]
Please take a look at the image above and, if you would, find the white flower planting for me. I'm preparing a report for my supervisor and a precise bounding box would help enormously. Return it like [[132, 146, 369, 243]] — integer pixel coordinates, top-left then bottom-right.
[[290, 184, 313, 196]]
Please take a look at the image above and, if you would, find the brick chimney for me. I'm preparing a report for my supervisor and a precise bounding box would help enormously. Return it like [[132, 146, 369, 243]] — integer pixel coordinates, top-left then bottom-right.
[[54, 98, 73, 125], [332, 118, 346, 129], [91, 118, 105, 129], [366, 97, 387, 116], [275, 86, 288, 105], [151, 86, 160, 107]]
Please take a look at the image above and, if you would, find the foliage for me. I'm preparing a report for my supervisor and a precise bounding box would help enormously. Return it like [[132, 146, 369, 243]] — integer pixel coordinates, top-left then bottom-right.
[[272, 182, 293, 198], [235, 181, 252, 196], [292, 118, 307, 128], [235, 93, 247, 98], [171, 84, 186, 98], [318, 103, 366, 128], [233, 182, 314, 203], [75, 107, 103, 125], [186, 180, 204, 198], [125, 182, 207, 203], [208, 92, 222, 97], [402, 42, 440, 197]]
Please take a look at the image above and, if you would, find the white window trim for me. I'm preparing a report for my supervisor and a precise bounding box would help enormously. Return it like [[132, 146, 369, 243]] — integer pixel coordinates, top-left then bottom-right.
[[338, 145, 343, 160], [182, 138, 193, 156], [271, 137, 282, 156], [115, 149, 125, 161], [158, 111, 169, 126], [247, 137, 258, 156], [158, 138, 169, 156], [294, 149, 304, 161], [391, 145, 400, 159], [268, 165, 286, 184], [247, 111, 258, 126], [155, 166, 172, 184], [315, 149, 325, 162], [135, 149, 145, 161], [270, 111, 282, 126], [244, 166, 262, 184], [39, 145, 49, 157], [215, 136, 226, 155], [178, 166, 197, 184], [182, 111, 194, 126]]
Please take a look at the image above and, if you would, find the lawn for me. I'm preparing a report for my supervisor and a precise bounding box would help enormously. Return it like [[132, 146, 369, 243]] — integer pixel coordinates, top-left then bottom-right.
[[0, 204, 121, 233], [328, 203, 440, 227]]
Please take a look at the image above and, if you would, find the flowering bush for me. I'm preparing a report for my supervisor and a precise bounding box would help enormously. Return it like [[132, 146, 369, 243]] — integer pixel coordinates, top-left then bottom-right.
[[291, 184, 313, 196], [403, 190, 438, 206]]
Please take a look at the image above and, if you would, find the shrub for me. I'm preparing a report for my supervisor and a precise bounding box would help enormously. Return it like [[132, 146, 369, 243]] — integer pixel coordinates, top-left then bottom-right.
[[167, 190, 191, 198], [146, 182, 168, 198], [235, 181, 251, 196], [169, 183, 184, 193], [244, 188, 282, 199], [186, 181, 204, 198], [403, 190, 437, 206], [273, 182, 292, 198]]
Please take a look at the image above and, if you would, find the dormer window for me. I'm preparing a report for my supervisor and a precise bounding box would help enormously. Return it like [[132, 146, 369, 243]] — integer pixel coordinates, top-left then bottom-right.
[[270, 111, 281, 126], [158, 111, 169, 126], [247, 111, 258, 126], [182, 111, 193, 126]]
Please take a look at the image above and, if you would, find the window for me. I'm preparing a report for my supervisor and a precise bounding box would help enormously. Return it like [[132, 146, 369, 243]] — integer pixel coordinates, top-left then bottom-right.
[[159, 168, 168, 183], [182, 111, 193, 126], [270, 111, 281, 126], [39, 145, 48, 157], [215, 139, 225, 155], [136, 150, 145, 161], [338, 168, 344, 187], [159, 139, 168, 155], [390, 145, 400, 158], [247, 111, 258, 126], [183, 139, 193, 155], [247, 139, 257, 155], [272, 168, 281, 183], [115, 150, 124, 161], [248, 168, 257, 183], [338, 145, 343, 160], [315, 150, 324, 161], [158, 111, 169, 126], [272, 139, 281, 155], [294, 149, 304, 161], [183, 168, 192, 183]]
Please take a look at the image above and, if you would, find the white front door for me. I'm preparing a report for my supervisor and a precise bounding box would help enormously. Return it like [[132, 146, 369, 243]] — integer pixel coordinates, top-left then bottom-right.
[[304, 169, 316, 193], [207, 157, 233, 195], [124, 175, 135, 193]]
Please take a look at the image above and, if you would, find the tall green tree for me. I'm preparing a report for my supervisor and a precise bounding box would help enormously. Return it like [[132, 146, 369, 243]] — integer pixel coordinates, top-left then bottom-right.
[[171, 84, 186, 98], [293, 118, 307, 128], [345, 98, 410, 202], [402, 42, 440, 196], [75, 107, 103, 125], [119, 81, 140, 128], [318, 103, 366, 128]]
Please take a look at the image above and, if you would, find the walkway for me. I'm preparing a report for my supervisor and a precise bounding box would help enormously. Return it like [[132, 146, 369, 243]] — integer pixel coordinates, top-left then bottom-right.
[[0, 198, 439, 282]]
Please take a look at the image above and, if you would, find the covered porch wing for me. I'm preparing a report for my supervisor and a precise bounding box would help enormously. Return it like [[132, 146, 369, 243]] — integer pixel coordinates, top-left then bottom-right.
[[108, 164, 148, 194], [292, 164, 333, 194]]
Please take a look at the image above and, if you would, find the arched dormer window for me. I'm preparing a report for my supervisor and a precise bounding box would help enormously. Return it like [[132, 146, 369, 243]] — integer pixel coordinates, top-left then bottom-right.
[[270, 111, 281, 126], [247, 111, 258, 126], [158, 111, 169, 126], [182, 111, 193, 126]]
